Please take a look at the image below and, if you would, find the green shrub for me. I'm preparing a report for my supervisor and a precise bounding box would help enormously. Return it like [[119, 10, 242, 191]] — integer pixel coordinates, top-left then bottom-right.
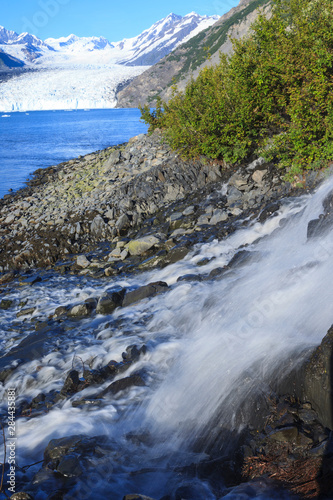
[[140, 0, 333, 180]]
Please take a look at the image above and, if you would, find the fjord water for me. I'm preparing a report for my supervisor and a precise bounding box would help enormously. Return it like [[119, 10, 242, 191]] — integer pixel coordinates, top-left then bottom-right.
[[1, 175, 333, 498], [0, 109, 148, 198]]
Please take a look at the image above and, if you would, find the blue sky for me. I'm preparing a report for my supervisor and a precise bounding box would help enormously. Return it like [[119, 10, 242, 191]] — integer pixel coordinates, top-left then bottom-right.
[[1, 0, 239, 42]]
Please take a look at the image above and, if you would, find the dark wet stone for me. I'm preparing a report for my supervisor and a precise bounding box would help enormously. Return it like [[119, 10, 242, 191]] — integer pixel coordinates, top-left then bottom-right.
[[61, 370, 80, 395], [16, 306, 36, 318], [196, 258, 211, 267], [68, 301, 95, 318], [96, 289, 125, 315], [19, 275, 42, 286], [10, 494, 34, 500], [307, 212, 333, 239], [301, 325, 333, 429], [122, 344, 147, 362], [100, 374, 145, 396], [0, 298, 14, 309], [53, 305, 70, 318], [227, 250, 258, 269], [56, 454, 83, 477], [269, 426, 299, 443], [122, 281, 168, 307], [177, 274, 203, 282], [44, 435, 84, 463], [0, 271, 17, 284], [258, 202, 280, 223], [162, 246, 189, 266], [122, 495, 156, 500], [0, 326, 64, 380], [208, 267, 228, 279]]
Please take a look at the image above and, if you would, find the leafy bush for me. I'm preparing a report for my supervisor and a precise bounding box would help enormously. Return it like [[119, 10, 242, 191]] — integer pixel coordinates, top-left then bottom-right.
[[140, 0, 333, 180]]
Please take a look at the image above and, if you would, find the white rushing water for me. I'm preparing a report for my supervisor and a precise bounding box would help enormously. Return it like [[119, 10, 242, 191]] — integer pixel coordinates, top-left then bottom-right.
[[1, 176, 333, 498]]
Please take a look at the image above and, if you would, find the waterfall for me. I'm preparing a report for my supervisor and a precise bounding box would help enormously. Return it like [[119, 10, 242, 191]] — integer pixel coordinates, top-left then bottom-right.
[[1, 176, 333, 498]]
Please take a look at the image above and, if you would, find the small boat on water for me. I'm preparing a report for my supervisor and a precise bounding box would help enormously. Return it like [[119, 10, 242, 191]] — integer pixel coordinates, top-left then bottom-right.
[[1, 114, 11, 118]]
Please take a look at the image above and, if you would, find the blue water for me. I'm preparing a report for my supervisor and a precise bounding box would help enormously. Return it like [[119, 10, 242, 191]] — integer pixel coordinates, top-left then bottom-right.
[[0, 109, 148, 199]]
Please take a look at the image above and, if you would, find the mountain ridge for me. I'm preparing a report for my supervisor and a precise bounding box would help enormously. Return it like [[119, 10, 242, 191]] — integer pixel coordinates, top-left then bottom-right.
[[116, 0, 270, 107]]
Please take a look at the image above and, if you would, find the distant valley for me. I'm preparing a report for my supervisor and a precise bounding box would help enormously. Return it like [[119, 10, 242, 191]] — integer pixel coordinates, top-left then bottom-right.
[[0, 13, 218, 112]]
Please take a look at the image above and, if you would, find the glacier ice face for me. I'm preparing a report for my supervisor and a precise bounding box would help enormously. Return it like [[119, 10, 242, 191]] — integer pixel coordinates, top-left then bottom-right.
[[0, 66, 149, 112], [0, 12, 219, 111]]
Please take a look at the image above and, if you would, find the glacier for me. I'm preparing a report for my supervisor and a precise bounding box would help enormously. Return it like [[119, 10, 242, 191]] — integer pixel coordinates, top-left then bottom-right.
[[0, 12, 219, 112], [0, 66, 148, 112]]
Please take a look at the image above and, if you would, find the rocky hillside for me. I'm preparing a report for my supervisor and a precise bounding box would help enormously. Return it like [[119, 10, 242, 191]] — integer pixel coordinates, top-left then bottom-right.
[[116, 0, 270, 108]]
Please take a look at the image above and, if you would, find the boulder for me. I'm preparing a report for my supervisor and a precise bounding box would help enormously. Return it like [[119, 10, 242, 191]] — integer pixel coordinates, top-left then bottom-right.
[[76, 255, 91, 268], [122, 281, 168, 307], [96, 289, 125, 315], [126, 235, 161, 256]]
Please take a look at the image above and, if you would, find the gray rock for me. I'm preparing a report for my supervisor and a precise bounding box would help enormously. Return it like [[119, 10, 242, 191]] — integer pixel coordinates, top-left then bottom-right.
[[246, 156, 266, 171], [90, 215, 107, 237], [101, 373, 145, 396], [96, 289, 125, 315], [68, 302, 95, 318], [183, 206, 195, 216], [252, 169, 267, 184], [115, 213, 130, 232], [209, 209, 228, 225], [126, 235, 161, 256], [76, 255, 91, 268], [5, 214, 15, 224]]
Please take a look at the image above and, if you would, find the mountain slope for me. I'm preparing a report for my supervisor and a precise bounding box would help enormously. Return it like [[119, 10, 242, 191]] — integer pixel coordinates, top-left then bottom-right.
[[0, 50, 25, 69], [113, 12, 219, 66], [116, 0, 270, 108]]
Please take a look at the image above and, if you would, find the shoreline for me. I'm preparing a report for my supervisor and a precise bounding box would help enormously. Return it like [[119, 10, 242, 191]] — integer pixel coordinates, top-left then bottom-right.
[[1, 132, 333, 499]]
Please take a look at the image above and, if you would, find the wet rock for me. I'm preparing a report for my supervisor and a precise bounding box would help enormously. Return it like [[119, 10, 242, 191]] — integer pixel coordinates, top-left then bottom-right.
[[122, 344, 147, 362], [44, 435, 84, 463], [177, 274, 203, 283], [53, 305, 70, 318], [68, 301, 95, 318], [56, 454, 83, 477], [96, 289, 125, 315], [208, 267, 228, 279], [16, 306, 36, 318], [307, 213, 333, 239], [0, 298, 14, 309], [10, 494, 34, 500], [301, 325, 333, 429], [0, 271, 17, 284], [101, 374, 145, 396], [61, 370, 80, 395], [269, 426, 299, 443], [258, 202, 280, 223], [122, 281, 168, 307], [227, 250, 257, 269], [162, 246, 189, 266]]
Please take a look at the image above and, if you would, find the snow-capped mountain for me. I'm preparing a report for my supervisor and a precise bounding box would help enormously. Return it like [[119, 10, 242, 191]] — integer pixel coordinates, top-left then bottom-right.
[[0, 12, 219, 68], [114, 12, 220, 66], [0, 11, 220, 111], [0, 26, 18, 44], [45, 34, 113, 52]]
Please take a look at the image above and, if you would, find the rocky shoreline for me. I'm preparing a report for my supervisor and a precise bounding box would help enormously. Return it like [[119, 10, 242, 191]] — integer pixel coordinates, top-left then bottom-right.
[[0, 130, 301, 275], [1, 132, 333, 499]]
